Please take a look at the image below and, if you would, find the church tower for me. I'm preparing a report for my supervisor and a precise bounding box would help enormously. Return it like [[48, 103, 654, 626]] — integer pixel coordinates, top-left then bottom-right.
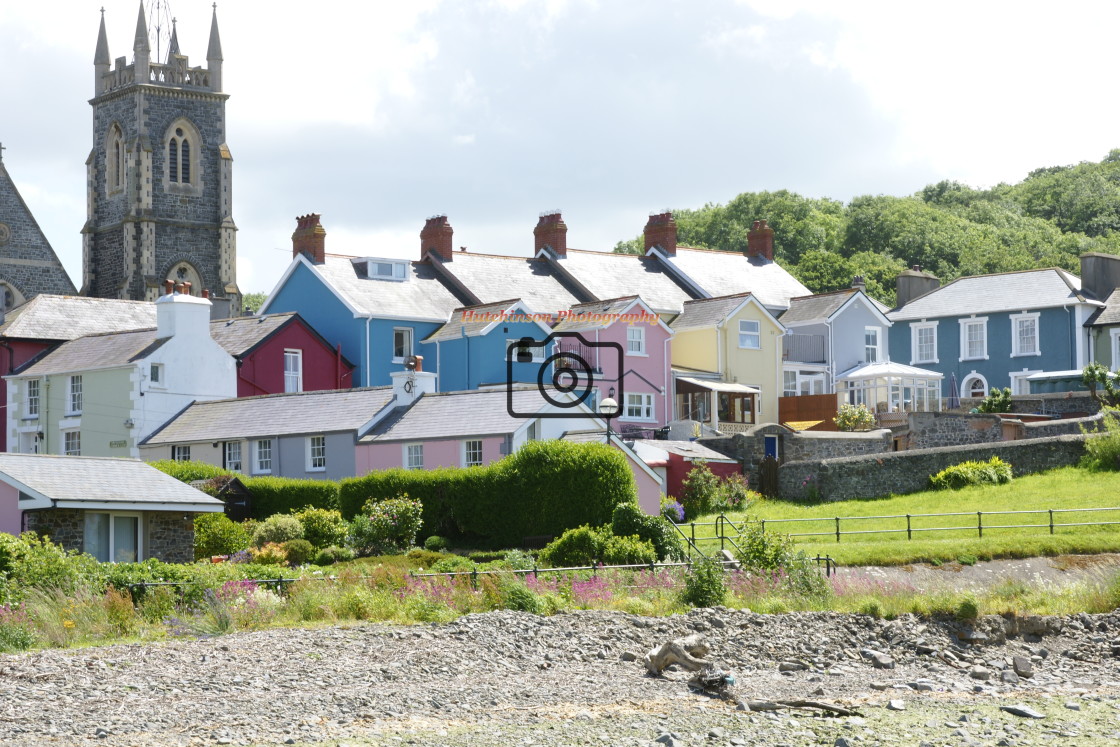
[[83, 3, 239, 308]]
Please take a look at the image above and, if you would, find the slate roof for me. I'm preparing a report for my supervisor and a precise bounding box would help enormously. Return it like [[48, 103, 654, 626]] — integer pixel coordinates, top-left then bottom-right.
[[781, 289, 859, 325], [889, 268, 1090, 322], [15, 328, 165, 377], [361, 389, 593, 442], [141, 387, 396, 445], [551, 249, 694, 314], [552, 296, 645, 332], [631, 439, 737, 462], [208, 312, 296, 356], [670, 293, 753, 331], [310, 255, 466, 321], [430, 252, 584, 314], [1086, 289, 1120, 327], [0, 294, 156, 341], [423, 300, 536, 343], [659, 247, 811, 310], [0, 453, 223, 508]]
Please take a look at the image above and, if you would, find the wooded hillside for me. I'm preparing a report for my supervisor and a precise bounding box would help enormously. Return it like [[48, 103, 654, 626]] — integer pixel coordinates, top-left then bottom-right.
[[616, 150, 1120, 306]]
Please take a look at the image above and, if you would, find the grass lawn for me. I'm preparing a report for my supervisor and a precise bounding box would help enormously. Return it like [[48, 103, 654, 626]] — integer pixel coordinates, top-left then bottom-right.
[[686, 467, 1120, 566]]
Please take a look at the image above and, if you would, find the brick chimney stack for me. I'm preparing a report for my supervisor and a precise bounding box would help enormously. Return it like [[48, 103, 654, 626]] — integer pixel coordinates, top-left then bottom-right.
[[534, 211, 567, 258], [851, 275, 866, 292], [421, 215, 454, 261], [643, 212, 677, 256], [292, 214, 326, 264], [746, 220, 774, 261]]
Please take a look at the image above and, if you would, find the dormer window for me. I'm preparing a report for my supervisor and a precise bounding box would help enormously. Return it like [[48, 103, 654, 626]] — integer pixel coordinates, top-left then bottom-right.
[[368, 260, 408, 281]]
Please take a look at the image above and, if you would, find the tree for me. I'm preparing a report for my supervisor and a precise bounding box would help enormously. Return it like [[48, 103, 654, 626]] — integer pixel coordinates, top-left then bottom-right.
[[241, 292, 267, 313]]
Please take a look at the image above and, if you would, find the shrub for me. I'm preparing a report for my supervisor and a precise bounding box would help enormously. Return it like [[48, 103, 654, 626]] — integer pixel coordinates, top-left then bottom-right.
[[251, 515, 305, 547], [929, 457, 1013, 490], [977, 387, 1013, 413], [242, 476, 339, 518], [497, 576, 541, 614], [348, 496, 424, 556], [682, 557, 726, 608], [193, 513, 251, 560], [424, 535, 449, 552], [281, 539, 315, 566], [311, 545, 355, 566], [150, 459, 232, 483], [339, 441, 637, 546], [0, 533, 103, 604], [1082, 407, 1120, 471], [538, 526, 605, 568], [405, 548, 446, 568], [611, 502, 685, 562], [834, 403, 876, 431], [501, 549, 537, 570], [679, 461, 722, 519], [249, 543, 288, 566], [660, 495, 685, 523], [714, 473, 757, 512], [292, 507, 348, 549], [430, 555, 477, 573], [734, 520, 829, 598], [600, 534, 658, 566]]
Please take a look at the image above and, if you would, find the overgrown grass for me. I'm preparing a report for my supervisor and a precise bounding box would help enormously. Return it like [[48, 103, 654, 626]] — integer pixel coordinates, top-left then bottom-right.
[[692, 467, 1120, 566]]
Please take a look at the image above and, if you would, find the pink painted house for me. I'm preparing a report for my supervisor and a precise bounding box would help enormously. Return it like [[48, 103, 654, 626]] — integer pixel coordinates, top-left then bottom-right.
[[550, 296, 674, 435]]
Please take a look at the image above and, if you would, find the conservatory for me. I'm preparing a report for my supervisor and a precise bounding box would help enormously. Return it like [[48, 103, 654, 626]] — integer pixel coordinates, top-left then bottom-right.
[[836, 361, 943, 421]]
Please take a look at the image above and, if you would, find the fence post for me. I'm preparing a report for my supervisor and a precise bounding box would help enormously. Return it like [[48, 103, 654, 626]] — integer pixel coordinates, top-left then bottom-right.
[[977, 511, 983, 539], [1049, 509, 1055, 535], [532, 565, 538, 580], [835, 516, 841, 543], [471, 569, 478, 589], [906, 514, 912, 541]]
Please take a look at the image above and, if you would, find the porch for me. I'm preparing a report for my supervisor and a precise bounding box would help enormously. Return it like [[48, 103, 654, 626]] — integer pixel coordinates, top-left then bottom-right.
[[675, 376, 760, 435]]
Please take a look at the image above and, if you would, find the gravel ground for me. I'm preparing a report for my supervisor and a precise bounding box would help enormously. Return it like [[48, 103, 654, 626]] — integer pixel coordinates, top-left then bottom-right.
[[3, 607, 1120, 746], [839, 554, 1120, 593]]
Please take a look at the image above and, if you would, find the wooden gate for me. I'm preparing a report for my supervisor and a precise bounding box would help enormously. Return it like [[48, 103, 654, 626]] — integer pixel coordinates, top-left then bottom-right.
[[758, 455, 779, 498]]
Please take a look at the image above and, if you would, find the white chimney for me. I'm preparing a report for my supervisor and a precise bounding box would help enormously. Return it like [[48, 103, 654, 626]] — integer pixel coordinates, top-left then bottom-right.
[[391, 370, 437, 405], [156, 283, 213, 341]]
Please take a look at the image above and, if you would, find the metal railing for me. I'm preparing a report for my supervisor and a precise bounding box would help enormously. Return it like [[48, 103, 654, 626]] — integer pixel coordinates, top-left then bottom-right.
[[668, 514, 835, 576], [758, 506, 1120, 542]]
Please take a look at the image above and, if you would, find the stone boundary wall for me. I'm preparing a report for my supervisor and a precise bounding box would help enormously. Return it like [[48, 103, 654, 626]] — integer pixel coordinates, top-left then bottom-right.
[[956, 393, 1099, 416], [777, 434, 1088, 502], [907, 412, 1003, 450], [1019, 412, 1104, 439]]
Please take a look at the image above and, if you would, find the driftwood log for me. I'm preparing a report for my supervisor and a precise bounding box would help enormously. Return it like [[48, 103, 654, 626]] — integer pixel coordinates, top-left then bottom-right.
[[642, 634, 862, 717]]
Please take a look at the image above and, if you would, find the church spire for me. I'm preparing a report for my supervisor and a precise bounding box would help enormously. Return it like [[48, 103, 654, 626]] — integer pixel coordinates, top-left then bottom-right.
[[133, 1, 150, 53], [207, 4, 223, 62], [168, 17, 180, 59], [207, 4, 223, 91], [94, 8, 110, 66]]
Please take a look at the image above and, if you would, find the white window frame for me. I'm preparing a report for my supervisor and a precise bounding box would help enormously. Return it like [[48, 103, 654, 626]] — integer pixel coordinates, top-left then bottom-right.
[[622, 392, 655, 421], [1009, 369, 1042, 396], [392, 327, 413, 363], [864, 326, 882, 363], [369, 260, 408, 281], [462, 439, 483, 467], [1111, 328, 1120, 370], [626, 326, 647, 356], [224, 441, 243, 472], [253, 439, 272, 475], [782, 370, 798, 397], [67, 375, 83, 415], [506, 338, 545, 363], [738, 319, 761, 350], [83, 511, 143, 564], [149, 362, 165, 388], [910, 322, 938, 365], [25, 379, 40, 418], [405, 443, 424, 470], [1011, 312, 1040, 357], [958, 317, 989, 362], [284, 349, 303, 393], [171, 444, 191, 461], [306, 435, 327, 472], [63, 430, 81, 457], [962, 372, 990, 399]]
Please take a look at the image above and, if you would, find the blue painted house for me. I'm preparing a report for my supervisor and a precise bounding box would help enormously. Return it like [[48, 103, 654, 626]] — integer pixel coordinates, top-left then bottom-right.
[[887, 267, 1102, 398], [421, 299, 555, 391], [261, 215, 466, 387]]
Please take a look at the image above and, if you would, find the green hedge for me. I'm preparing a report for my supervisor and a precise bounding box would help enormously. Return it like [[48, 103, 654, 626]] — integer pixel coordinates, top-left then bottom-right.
[[150, 459, 232, 483], [241, 476, 339, 518], [929, 456, 1013, 490], [340, 440, 638, 546]]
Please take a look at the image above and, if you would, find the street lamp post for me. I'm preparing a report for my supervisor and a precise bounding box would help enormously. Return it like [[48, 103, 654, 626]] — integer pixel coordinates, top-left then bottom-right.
[[599, 385, 620, 441]]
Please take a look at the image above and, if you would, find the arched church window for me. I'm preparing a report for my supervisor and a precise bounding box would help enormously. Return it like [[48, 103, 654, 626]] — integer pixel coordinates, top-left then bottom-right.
[[107, 124, 125, 193], [167, 262, 202, 294], [165, 122, 200, 188], [0, 282, 25, 313], [169, 139, 178, 182]]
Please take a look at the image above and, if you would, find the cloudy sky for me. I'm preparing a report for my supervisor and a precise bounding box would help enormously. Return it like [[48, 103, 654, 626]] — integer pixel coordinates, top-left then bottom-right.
[[2, 0, 1117, 295]]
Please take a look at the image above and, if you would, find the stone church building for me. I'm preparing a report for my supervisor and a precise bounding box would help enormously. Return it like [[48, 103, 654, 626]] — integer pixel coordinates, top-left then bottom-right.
[[0, 3, 240, 312]]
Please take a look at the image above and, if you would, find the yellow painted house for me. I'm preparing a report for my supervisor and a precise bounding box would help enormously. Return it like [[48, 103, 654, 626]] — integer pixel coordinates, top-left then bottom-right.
[[669, 293, 785, 433]]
